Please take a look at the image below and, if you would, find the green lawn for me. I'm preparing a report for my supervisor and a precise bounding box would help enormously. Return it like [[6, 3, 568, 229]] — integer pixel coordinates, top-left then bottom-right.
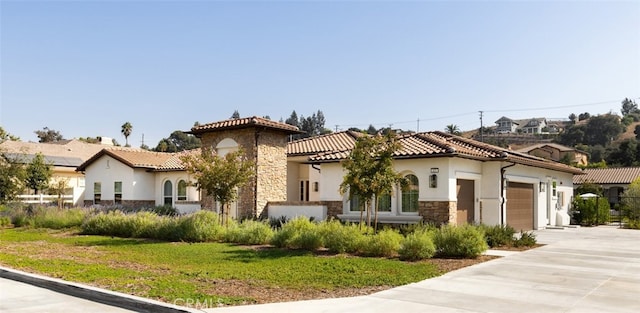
[[0, 228, 441, 306]]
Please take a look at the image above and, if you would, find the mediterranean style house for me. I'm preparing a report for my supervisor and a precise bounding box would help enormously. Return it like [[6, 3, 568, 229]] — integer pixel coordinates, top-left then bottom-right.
[[573, 167, 640, 207], [79, 116, 584, 230], [0, 139, 115, 206], [517, 143, 589, 166]]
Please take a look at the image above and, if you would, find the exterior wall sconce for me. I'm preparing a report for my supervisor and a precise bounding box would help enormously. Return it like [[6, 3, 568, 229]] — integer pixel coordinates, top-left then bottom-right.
[[313, 182, 319, 192], [539, 182, 545, 192], [429, 174, 437, 188]]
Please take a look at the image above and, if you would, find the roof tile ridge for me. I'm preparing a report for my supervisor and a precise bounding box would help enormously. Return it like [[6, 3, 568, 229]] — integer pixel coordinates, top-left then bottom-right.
[[415, 132, 457, 153]]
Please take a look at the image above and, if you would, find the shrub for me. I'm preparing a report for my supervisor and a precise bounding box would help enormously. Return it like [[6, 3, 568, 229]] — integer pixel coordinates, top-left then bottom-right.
[[149, 204, 179, 216], [318, 220, 366, 254], [82, 211, 131, 237], [180, 210, 224, 242], [271, 216, 321, 250], [0, 216, 11, 227], [361, 229, 403, 257], [32, 207, 88, 229], [513, 231, 537, 247], [433, 224, 488, 258], [226, 219, 274, 245], [571, 197, 610, 226], [399, 231, 436, 261], [480, 224, 516, 248]]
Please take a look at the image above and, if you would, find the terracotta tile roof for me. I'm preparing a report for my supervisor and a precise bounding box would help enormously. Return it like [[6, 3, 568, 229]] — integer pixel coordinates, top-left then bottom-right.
[[517, 143, 576, 153], [190, 116, 302, 135], [573, 167, 640, 185], [302, 131, 583, 174], [76, 148, 201, 172], [287, 131, 364, 156]]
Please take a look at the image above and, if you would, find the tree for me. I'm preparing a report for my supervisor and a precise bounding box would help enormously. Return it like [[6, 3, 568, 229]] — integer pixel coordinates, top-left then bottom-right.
[[35, 127, 63, 143], [340, 133, 405, 231], [568, 113, 577, 124], [48, 177, 69, 209], [154, 131, 201, 152], [285, 111, 299, 128], [77, 137, 100, 144], [366, 124, 377, 135], [25, 153, 52, 194], [606, 139, 639, 167], [621, 98, 639, 116], [0, 127, 19, 143], [180, 148, 255, 224], [583, 114, 625, 146], [578, 112, 591, 121], [621, 177, 640, 228], [0, 153, 26, 203], [445, 124, 462, 135], [121, 122, 133, 147], [231, 110, 240, 119]]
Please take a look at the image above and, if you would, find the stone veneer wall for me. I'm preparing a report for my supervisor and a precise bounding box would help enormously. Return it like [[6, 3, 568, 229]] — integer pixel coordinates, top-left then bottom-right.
[[199, 128, 288, 219], [418, 201, 457, 225], [324, 201, 344, 218]]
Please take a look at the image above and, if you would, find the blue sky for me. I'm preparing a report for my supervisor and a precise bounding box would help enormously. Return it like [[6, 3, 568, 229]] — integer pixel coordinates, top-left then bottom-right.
[[1, 0, 638, 147]]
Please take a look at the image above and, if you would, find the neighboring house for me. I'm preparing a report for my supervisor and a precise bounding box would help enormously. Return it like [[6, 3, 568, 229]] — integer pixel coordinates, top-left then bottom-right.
[[517, 143, 588, 166], [0, 139, 115, 206], [495, 116, 519, 134], [573, 167, 640, 207], [76, 148, 201, 214], [494, 117, 550, 134]]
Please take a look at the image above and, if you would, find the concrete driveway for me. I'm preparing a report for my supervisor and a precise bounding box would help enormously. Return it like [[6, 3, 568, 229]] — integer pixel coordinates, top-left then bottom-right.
[[206, 226, 640, 313], [1, 226, 639, 313]]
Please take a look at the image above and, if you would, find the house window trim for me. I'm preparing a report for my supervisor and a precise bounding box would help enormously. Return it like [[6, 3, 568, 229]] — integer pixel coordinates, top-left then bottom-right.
[[400, 174, 420, 214], [114, 181, 122, 205], [177, 179, 187, 201], [93, 182, 101, 205]]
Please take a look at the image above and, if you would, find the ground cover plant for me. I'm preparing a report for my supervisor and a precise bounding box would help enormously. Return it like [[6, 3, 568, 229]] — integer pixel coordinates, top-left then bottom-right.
[[0, 228, 451, 307]]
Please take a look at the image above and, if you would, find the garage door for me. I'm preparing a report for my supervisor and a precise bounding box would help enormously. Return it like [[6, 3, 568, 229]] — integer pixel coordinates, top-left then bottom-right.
[[456, 179, 475, 224], [506, 182, 534, 231]]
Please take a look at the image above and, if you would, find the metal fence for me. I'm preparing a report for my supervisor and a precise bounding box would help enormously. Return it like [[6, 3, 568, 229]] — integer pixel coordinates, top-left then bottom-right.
[[612, 196, 640, 226]]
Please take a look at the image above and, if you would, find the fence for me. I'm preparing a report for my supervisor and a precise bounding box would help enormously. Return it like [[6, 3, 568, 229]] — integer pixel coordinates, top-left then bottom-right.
[[612, 196, 640, 227], [17, 194, 74, 206]]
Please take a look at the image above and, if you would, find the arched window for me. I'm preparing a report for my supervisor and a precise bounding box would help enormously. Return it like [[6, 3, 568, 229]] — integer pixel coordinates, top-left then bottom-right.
[[402, 174, 419, 213], [177, 180, 187, 201], [163, 180, 173, 206]]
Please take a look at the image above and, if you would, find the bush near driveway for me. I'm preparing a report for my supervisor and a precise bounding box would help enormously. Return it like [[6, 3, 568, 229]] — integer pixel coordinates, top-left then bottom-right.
[[433, 224, 488, 258]]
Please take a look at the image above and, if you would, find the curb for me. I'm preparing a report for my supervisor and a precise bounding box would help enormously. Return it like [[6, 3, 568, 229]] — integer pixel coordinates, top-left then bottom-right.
[[0, 266, 200, 313]]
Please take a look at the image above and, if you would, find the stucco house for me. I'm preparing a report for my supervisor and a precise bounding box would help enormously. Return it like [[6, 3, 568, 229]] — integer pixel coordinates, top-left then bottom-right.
[[517, 143, 589, 166], [281, 130, 583, 230], [573, 167, 640, 207], [76, 148, 202, 214], [0, 139, 115, 206], [494, 117, 549, 134], [79, 116, 584, 230]]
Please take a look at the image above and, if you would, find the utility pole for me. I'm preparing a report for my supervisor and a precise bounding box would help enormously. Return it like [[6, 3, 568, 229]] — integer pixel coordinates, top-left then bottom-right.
[[417, 119, 420, 132], [335, 125, 339, 132], [479, 111, 484, 142]]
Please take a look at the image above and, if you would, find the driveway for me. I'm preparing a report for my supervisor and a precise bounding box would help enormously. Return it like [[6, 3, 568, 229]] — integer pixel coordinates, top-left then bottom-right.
[[205, 226, 640, 312]]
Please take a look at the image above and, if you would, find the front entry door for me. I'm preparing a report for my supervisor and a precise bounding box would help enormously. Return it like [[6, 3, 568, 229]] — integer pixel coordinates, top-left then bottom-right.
[[456, 179, 475, 224]]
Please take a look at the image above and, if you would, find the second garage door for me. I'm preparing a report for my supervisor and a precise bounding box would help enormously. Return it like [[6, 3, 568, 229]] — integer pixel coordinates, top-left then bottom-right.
[[506, 182, 534, 231]]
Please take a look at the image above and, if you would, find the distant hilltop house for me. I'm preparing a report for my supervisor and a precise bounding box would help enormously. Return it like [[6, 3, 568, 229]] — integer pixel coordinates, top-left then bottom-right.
[[0, 138, 117, 206], [494, 117, 565, 135], [78, 116, 584, 231], [516, 143, 588, 167]]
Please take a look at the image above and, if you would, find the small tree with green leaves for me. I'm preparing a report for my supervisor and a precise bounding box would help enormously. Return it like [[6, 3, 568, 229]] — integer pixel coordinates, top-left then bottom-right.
[[26, 153, 52, 195], [621, 177, 640, 229], [0, 153, 26, 203], [340, 133, 405, 232], [180, 148, 254, 225], [48, 178, 70, 209]]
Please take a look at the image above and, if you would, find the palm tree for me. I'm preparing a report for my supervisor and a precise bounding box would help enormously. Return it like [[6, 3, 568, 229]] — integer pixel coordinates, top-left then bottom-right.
[[445, 124, 462, 135], [121, 122, 133, 147]]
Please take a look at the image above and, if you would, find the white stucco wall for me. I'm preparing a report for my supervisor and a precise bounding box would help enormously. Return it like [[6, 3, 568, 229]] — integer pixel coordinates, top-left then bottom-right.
[[83, 156, 138, 203], [155, 172, 199, 206], [317, 156, 576, 229]]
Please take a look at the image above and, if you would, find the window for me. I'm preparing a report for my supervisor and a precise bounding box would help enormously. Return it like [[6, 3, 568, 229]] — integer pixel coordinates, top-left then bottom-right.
[[163, 181, 173, 206], [349, 194, 361, 212], [93, 182, 101, 204], [299, 180, 310, 201], [377, 192, 392, 212], [177, 180, 187, 201], [114, 181, 122, 204], [402, 174, 419, 213]]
